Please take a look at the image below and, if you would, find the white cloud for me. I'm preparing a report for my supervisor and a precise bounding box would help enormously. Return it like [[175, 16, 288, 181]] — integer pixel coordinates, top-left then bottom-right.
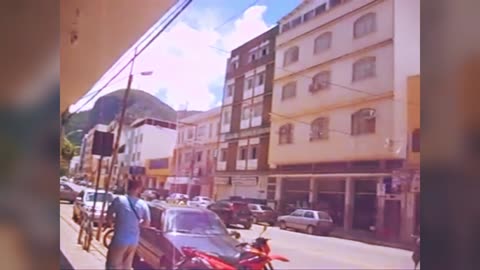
[[69, 5, 272, 113]]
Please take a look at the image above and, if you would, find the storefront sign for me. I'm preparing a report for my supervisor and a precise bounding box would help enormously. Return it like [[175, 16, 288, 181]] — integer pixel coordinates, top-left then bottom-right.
[[214, 177, 230, 185], [232, 176, 258, 186]]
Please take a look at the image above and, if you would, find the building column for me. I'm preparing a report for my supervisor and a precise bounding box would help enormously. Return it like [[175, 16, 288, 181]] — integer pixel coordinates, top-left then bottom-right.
[[402, 191, 415, 242], [309, 177, 318, 208], [343, 177, 355, 231], [376, 193, 386, 239], [274, 177, 282, 211]]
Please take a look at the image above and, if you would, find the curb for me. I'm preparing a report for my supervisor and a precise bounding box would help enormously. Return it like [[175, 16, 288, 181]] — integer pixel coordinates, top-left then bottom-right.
[[330, 232, 413, 251], [60, 214, 108, 257]]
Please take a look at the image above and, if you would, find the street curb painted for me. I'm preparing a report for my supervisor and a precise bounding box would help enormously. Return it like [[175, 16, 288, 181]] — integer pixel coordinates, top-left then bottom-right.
[[60, 214, 108, 257]]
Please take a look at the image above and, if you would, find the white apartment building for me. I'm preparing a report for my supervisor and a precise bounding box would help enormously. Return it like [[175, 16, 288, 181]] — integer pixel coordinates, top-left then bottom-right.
[[269, 0, 419, 244], [124, 117, 177, 169]]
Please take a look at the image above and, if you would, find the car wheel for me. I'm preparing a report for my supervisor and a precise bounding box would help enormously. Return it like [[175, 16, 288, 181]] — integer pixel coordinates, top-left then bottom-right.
[[279, 221, 287, 230], [244, 223, 252, 230], [306, 225, 315, 235]]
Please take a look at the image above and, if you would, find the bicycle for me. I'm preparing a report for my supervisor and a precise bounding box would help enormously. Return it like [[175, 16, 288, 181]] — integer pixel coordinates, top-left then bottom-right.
[[103, 227, 114, 248]]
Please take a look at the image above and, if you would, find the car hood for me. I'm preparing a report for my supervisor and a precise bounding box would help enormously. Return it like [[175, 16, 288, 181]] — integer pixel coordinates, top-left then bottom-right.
[[165, 233, 240, 258]]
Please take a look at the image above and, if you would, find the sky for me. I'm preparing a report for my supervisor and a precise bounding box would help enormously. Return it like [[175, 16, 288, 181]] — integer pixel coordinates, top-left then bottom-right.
[[69, 0, 301, 113]]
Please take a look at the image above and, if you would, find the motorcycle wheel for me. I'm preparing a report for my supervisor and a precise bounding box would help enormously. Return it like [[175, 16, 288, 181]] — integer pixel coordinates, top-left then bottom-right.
[[264, 262, 274, 270]]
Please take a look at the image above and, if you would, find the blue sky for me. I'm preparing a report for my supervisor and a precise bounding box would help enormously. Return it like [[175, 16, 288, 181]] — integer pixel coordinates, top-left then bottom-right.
[[70, 0, 302, 112]]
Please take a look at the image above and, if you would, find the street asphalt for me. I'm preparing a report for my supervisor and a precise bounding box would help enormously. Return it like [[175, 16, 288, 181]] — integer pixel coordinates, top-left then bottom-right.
[[60, 203, 415, 269]]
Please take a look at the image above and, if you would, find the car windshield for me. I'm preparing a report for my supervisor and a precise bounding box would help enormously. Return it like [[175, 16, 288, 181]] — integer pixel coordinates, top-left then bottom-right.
[[260, 205, 273, 211], [86, 192, 113, 202], [165, 210, 228, 235]]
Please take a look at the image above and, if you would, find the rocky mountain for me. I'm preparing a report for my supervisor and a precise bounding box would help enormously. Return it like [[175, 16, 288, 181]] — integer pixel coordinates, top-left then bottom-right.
[[64, 89, 200, 146]]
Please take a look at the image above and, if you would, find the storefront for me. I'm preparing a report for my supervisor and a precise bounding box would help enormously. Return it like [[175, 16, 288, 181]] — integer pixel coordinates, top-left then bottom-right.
[[280, 178, 310, 214], [314, 179, 346, 227], [353, 179, 378, 232], [231, 176, 260, 199], [213, 177, 231, 200]]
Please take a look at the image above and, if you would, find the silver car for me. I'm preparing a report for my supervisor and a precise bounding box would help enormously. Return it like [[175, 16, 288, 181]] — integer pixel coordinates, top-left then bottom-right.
[[72, 189, 114, 224], [60, 182, 83, 203], [278, 209, 334, 236], [188, 196, 213, 208]]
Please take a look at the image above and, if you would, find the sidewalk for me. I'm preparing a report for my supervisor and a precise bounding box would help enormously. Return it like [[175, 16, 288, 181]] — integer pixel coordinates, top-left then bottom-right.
[[60, 214, 107, 269], [330, 228, 413, 251]]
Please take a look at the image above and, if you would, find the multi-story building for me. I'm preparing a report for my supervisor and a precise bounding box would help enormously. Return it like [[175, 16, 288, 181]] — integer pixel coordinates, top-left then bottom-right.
[[69, 156, 81, 175], [172, 107, 221, 197], [215, 26, 278, 201], [268, 0, 419, 243], [123, 117, 177, 188]]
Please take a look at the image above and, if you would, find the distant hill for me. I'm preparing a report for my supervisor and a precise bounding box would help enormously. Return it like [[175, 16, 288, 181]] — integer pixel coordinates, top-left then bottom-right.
[[64, 89, 201, 146]]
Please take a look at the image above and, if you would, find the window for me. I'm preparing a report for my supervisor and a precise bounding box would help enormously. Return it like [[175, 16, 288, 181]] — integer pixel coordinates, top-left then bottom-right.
[[279, 123, 293, 144], [261, 46, 269, 56], [281, 22, 291, 33], [230, 59, 239, 71], [246, 76, 254, 90], [329, 0, 342, 9], [304, 211, 315, 218], [208, 123, 213, 138], [252, 103, 263, 117], [412, 128, 420, 152], [187, 128, 194, 139], [284, 46, 299, 66], [238, 147, 247, 160], [257, 72, 265, 86], [281, 82, 297, 100], [311, 71, 331, 92], [249, 52, 256, 62], [222, 110, 231, 124], [354, 13, 377, 39], [291, 16, 302, 28], [352, 56, 376, 81], [304, 10, 315, 22], [249, 146, 257, 159], [196, 151, 202, 162], [351, 108, 376, 135], [185, 152, 192, 162], [197, 125, 207, 137], [315, 4, 327, 16], [139, 134, 143, 143], [310, 117, 329, 140], [241, 106, 251, 120], [220, 149, 227, 162], [314, 32, 332, 54], [226, 84, 234, 97]]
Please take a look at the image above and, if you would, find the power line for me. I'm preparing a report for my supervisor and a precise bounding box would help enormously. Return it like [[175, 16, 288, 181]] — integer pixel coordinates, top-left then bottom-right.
[[67, 0, 193, 118], [214, 0, 260, 31]]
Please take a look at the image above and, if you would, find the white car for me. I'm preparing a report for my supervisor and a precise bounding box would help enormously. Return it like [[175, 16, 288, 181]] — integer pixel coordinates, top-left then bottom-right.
[[72, 188, 114, 224], [188, 196, 213, 208], [166, 193, 189, 204]]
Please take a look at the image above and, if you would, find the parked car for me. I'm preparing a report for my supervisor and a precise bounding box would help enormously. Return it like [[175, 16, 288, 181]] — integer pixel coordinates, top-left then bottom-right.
[[248, 204, 278, 226], [278, 209, 334, 236], [207, 200, 253, 229], [166, 193, 189, 204], [60, 182, 83, 203], [72, 188, 114, 224], [135, 203, 242, 269], [188, 196, 213, 208]]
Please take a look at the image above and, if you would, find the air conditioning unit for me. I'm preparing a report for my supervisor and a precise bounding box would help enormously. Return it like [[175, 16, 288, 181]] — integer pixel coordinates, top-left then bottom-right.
[[365, 109, 376, 119]]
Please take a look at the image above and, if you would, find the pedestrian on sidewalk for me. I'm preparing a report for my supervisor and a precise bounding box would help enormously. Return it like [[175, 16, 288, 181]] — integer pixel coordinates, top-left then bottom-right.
[[105, 178, 151, 270]]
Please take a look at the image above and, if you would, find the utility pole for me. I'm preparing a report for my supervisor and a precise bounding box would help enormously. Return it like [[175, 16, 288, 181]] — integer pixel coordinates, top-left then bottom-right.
[[95, 48, 137, 241]]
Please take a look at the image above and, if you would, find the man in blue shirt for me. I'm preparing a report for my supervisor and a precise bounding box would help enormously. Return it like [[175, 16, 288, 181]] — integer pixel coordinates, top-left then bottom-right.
[[105, 179, 151, 270]]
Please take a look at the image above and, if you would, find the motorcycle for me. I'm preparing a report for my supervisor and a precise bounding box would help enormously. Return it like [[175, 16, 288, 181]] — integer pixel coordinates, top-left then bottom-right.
[[176, 223, 289, 270], [411, 234, 420, 270]]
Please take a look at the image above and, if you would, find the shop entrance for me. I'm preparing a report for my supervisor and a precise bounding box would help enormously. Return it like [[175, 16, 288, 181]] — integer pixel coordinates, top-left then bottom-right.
[[353, 180, 377, 231], [281, 178, 310, 214], [384, 199, 402, 241], [315, 179, 345, 227]]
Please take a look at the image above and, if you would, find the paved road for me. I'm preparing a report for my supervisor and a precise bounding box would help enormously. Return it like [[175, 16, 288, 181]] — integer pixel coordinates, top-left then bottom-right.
[[228, 224, 414, 269], [60, 204, 414, 269]]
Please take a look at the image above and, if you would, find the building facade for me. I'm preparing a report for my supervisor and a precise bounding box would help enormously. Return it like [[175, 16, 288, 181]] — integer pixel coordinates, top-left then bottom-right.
[[69, 156, 81, 176], [123, 118, 177, 188], [268, 0, 419, 243], [80, 124, 109, 185], [215, 26, 279, 201], [172, 107, 221, 197]]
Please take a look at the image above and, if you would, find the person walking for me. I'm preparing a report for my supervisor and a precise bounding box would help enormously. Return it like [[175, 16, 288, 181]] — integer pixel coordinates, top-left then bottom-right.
[[105, 178, 151, 270]]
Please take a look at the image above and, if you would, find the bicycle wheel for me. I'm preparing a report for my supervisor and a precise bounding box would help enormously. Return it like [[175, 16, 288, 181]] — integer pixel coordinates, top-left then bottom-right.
[[103, 228, 114, 248]]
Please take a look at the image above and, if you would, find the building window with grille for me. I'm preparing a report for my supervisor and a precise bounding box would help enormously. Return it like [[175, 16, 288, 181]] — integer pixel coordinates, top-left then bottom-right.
[[220, 149, 227, 162], [245, 76, 254, 90], [238, 147, 248, 160], [249, 145, 257, 160], [241, 106, 251, 120], [252, 103, 263, 117], [279, 123, 294, 144], [284, 46, 299, 66], [314, 32, 332, 54], [354, 12, 376, 39], [351, 108, 376, 135], [257, 72, 265, 86], [281, 81, 297, 100], [352, 56, 376, 82], [310, 117, 329, 141], [310, 71, 331, 93], [226, 84, 234, 97], [412, 128, 420, 152]]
